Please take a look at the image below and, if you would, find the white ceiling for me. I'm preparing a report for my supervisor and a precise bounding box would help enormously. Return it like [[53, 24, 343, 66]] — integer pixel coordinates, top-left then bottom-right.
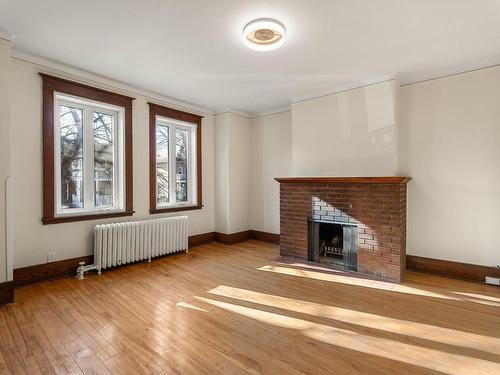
[[1, 0, 500, 116]]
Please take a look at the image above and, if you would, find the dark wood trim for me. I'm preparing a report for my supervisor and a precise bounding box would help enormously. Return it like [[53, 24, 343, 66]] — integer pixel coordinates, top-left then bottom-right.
[[149, 103, 156, 214], [215, 231, 252, 245], [42, 211, 135, 225], [40, 73, 134, 224], [15, 231, 499, 288], [275, 176, 412, 184], [0, 281, 14, 306], [192, 230, 279, 246], [12, 232, 216, 287], [407, 255, 500, 283], [148, 102, 203, 214], [250, 230, 280, 245], [148, 102, 203, 125], [39, 74, 135, 103], [150, 205, 203, 214], [189, 232, 216, 248], [14, 255, 94, 288], [42, 83, 55, 220]]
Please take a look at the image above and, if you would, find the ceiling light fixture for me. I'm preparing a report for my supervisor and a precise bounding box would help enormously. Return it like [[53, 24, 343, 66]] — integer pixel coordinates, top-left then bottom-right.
[[242, 18, 286, 51]]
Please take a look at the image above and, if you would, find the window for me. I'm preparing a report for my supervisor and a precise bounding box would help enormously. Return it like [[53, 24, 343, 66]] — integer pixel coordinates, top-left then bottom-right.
[[55, 95, 124, 215], [41, 74, 134, 224], [149, 103, 202, 213]]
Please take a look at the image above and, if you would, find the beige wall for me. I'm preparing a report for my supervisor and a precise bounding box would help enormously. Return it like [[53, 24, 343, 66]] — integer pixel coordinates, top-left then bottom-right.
[[250, 111, 292, 234], [0, 39, 11, 282], [6, 52, 500, 270], [227, 113, 251, 233], [249, 74, 500, 268], [399, 67, 500, 267], [291, 80, 398, 176], [10, 58, 215, 268], [247, 80, 399, 240], [214, 112, 251, 234], [214, 113, 230, 233]]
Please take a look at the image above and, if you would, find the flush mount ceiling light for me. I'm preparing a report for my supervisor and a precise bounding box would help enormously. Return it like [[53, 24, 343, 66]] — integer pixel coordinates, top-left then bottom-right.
[[242, 18, 286, 51]]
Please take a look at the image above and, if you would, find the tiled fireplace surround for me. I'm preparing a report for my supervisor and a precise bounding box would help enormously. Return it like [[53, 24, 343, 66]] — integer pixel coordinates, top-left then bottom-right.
[[276, 177, 411, 282]]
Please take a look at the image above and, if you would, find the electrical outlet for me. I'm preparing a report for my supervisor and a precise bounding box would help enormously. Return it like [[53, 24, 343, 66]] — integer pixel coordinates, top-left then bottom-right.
[[47, 252, 56, 263], [485, 277, 500, 286]]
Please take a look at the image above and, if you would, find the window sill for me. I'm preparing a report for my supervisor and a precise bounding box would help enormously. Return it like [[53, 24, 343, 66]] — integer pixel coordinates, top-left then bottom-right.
[[150, 204, 203, 214], [42, 210, 134, 225]]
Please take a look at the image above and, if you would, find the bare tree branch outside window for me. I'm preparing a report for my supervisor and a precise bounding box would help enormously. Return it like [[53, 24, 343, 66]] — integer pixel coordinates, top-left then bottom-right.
[[60, 105, 84, 208], [93, 112, 114, 206]]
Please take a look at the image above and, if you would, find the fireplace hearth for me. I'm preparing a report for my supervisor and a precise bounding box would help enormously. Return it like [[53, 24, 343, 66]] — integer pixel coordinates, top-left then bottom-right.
[[308, 220, 357, 271]]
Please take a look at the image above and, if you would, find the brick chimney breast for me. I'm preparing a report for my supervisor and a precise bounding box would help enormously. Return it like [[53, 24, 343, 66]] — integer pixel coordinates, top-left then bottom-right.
[[275, 177, 411, 282]]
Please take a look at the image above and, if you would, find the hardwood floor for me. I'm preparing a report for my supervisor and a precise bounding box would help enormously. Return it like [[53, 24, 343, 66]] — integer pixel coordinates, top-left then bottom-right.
[[1, 241, 499, 374]]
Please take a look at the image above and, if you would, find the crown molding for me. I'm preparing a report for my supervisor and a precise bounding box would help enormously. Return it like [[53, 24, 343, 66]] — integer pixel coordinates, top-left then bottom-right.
[[11, 48, 215, 117], [216, 105, 292, 120], [290, 76, 397, 105], [400, 61, 500, 87], [12, 45, 500, 118], [214, 110, 252, 119], [0, 29, 12, 47], [250, 106, 291, 119], [0, 29, 11, 41]]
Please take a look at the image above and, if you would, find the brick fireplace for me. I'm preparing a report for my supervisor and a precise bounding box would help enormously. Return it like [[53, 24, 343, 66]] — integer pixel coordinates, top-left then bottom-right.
[[275, 177, 411, 282]]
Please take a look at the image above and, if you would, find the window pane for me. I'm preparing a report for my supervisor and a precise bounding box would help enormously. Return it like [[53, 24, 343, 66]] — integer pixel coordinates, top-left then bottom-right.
[[156, 123, 169, 205], [93, 112, 114, 207], [176, 128, 188, 202], [59, 105, 84, 209]]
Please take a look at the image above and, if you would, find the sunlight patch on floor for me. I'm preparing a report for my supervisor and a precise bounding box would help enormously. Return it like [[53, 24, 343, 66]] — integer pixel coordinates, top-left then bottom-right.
[[259, 264, 461, 300], [207, 285, 500, 354], [451, 292, 500, 306], [196, 296, 500, 375], [176, 302, 208, 312]]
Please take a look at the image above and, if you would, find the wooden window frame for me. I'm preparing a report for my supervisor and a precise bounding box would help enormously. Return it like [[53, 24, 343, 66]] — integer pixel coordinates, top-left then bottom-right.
[[41, 73, 134, 224], [148, 102, 203, 214]]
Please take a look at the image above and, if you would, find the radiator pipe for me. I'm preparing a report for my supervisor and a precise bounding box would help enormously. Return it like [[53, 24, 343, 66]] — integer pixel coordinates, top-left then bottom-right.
[[76, 262, 99, 280]]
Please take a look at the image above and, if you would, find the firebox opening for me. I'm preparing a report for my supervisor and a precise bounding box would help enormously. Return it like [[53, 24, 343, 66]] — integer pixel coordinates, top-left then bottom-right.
[[308, 219, 357, 271]]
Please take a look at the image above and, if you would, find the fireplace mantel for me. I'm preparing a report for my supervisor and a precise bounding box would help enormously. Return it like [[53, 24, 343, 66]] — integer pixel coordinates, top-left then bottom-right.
[[275, 176, 412, 184]]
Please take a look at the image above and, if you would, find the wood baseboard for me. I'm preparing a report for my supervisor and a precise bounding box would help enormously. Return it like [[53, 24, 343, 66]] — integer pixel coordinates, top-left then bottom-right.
[[12, 230, 277, 290], [14, 255, 94, 288], [13, 232, 217, 289], [250, 230, 280, 245], [214, 230, 280, 245], [406, 255, 500, 283], [189, 232, 215, 247], [215, 230, 251, 245], [11, 230, 498, 292], [0, 281, 14, 306]]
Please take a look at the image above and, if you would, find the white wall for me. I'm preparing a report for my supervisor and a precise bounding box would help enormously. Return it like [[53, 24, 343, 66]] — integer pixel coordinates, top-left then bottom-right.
[[10, 58, 215, 268], [291, 80, 398, 176], [214, 112, 251, 234], [250, 111, 292, 234], [0, 38, 11, 282], [399, 67, 500, 267]]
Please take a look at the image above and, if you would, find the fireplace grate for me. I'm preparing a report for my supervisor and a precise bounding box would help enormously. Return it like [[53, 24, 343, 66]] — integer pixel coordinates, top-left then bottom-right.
[[308, 219, 357, 271]]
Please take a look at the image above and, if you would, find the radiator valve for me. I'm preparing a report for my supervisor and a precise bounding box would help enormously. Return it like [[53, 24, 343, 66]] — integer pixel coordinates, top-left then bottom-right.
[[76, 262, 86, 280]]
